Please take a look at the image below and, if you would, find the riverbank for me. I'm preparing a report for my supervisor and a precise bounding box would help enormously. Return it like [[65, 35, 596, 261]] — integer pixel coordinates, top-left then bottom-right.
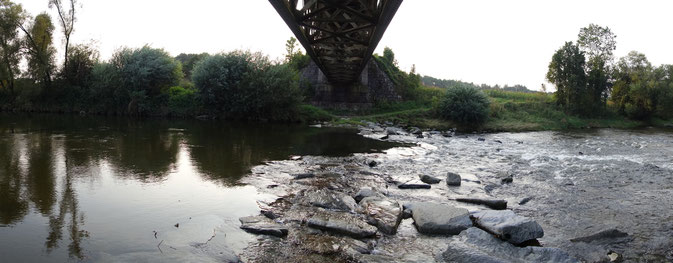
[[327, 90, 673, 132], [237, 125, 673, 262]]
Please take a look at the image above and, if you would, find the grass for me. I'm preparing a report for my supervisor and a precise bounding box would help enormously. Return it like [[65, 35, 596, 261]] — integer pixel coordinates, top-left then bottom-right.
[[326, 88, 667, 132]]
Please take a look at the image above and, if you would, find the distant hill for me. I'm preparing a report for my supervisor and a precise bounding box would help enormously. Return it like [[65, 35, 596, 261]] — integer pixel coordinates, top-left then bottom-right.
[[421, 75, 536, 93]]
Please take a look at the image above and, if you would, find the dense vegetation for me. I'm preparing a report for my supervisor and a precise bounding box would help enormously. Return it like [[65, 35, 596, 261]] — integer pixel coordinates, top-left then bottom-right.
[[0, 0, 670, 130]]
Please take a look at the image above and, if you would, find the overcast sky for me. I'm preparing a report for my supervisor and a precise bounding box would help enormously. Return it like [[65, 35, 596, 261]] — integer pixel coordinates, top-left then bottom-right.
[[17, 0, 673, 91]]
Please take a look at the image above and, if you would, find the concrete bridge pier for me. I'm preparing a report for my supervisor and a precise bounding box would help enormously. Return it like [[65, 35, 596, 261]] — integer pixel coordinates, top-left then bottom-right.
[[300, 59, 400, 109]]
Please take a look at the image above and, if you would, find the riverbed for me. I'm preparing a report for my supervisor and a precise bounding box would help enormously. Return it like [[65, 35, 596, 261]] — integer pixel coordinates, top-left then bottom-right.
[[1, 114, 672, 262]]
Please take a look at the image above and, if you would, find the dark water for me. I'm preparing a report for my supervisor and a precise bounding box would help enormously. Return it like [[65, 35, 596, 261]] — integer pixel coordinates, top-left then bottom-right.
[[0, 114, 399, 262]]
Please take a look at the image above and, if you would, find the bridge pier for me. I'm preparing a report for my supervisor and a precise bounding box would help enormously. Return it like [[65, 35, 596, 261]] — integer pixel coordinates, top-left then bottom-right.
[[300, 59, 400, 109]]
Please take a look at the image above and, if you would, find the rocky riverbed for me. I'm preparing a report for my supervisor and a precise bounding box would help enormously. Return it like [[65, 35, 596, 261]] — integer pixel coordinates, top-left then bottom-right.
[[236, 124, 673, 262]]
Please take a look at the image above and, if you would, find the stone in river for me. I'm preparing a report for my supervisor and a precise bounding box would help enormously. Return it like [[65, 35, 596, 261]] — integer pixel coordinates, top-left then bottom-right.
[[306, 189, 358, 211], [307, 211, 378, 239], [408, 202, 472, 235], [441, 227, 579, 263], [419, 174, 441, 184], [471, 210, 544, 244], [358, 197, 403, 235], [455, 198, 508, 210], [353, 187, 381, 203], [239, 216, 288, 237], [398, 181, 431, 189], [446, 172, 462, 186], [293, 173, 315, 180], [570, 228, 629, 243]]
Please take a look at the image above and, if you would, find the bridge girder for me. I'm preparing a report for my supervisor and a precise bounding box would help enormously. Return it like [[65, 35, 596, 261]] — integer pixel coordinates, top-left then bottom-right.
[[269, 0, 403, 84]]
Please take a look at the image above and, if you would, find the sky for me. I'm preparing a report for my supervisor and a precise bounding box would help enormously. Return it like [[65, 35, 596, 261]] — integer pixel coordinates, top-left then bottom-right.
[[17, 0, 673, 91]]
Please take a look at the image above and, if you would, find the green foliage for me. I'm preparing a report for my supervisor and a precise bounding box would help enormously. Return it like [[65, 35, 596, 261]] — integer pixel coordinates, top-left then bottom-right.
[[175, 53, 208, 80], [297, 104, 332, 122], [577, 24, 617, 62], [437, 85, 490, 125], [373, 47, 421, 100], [24, 13, 56, 88], [62, 43, 98, 86], [167, 86, 199, 116], [284, 37, 310, 70], [546, 41, 594, 114], [192, 51, 303, 120], [0, 0, 25, 96], [87, 62, 124, 113], [111, 46, 182, 114]]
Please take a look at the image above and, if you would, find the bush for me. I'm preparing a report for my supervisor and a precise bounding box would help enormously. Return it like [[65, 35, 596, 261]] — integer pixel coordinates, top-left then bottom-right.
[[437, 85, 490, 125], [192, 50, 303, 120], [167, 86, 199, 116]]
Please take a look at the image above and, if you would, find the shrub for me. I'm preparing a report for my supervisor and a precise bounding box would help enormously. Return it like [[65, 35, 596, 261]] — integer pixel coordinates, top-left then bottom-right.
[[167, 86, 199, 116], [437, 85, 490, 125], [192, 50, 303, 120]]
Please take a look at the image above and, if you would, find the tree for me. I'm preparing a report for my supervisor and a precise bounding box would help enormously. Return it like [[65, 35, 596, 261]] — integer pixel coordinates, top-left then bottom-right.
[[546, 42, 587, 113], [611, 51, 656, 119], [62, 43, 98, 86], [285, 37, 298, 62], [175, 53, 208, 80], [577, 24, 617, 62], [284, 37, 309, 70], [382, 47, 397, 66], [21, 13, 56, 89], [48, 0, 77, 72], [0, 0, 26, 96]]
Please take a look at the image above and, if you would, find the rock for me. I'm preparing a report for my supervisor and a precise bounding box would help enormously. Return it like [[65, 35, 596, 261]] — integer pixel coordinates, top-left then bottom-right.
[[354, 188, 381, 203], [408, 202, 472, 235], [195, 115, 210, 120], [494, 140, 503, 144], [302, 233, 370, 256], [570, 228, 629, 243], [293, 173, 316, 180], [410, 127, 422, 135], [446, 172, 462, 186], [307, 211, 378, 239], [239, 216, 288, 237], [368, 160, 378, 167], [416, 134, 424, 139], [501, 176, 513, 184], [386, 127, 403, 135], [398, 181, 431, 189], [471, 210, 544, 244], [402, 208, 412, 219], [478, 137, 486, 141], [518, 197, 533, 205], [484, 184, 498, 193], [358, 197, 403, 235], [441, 227, 579, 263], [380, 135, 389, 140], [261, 209, 278, 219], [419, 174, 441, 184], [455, 198, 507, 210], [306, 189, 358, 211]]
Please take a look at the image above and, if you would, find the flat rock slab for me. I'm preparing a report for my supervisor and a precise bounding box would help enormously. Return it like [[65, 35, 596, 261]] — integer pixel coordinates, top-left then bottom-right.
[[471, 210, 544, 244], [398, 180, 431, 189], [455, 198, 508, 210], [239, 216, 288, 237], [307, 211, 378, 239], [441, 227, 579, 263], [570, 228, 629, 243], [306, 189, 358, 211], [446, 172, 462, 186], [354, 188, 382, 203], [419, 174, 441, 184], [408, 202, 472, 235], [292, 173, 315, 180], [358, 197, 403, 235], [301, 233, 370, 256]]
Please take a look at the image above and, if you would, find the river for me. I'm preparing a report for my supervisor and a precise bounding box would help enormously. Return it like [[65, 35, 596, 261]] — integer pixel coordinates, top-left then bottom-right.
[[1, 114, 672, 262]]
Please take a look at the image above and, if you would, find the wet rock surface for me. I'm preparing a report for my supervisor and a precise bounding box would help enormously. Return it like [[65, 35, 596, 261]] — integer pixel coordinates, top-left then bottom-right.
[[471, 210, 544, 244], [455, 198, 508, 210], [239, 216, 288, 237], [446, 172, 462, 186], [358, 197, 403, 234], [237, 127, 673, 262], [307, 210, 378, 239], [441, 227, 579, 263], [409, 202, 472, 235], [306, 189, 358, 211], [419, 174, 441, 184]]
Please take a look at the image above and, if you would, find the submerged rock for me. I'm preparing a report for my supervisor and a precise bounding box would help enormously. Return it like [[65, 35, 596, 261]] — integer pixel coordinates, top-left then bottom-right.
[[419, 174, 441, 184], [455, 198, 508, 210], [471, 210, 544, 244], [239, 216, 288, 237], [518, 197, 533, 205], [398, 181, 431, 189], [358, 196, 403, 235], [441, 227, 579, 263], [306, 189, 358, 211], [293, 173, 315, 180], [408, 202, 472, 235], [307, 210, 378, 239], [446, 172, 462, 186], [570, 228, 629, 243], [354, 187, 381, 203]]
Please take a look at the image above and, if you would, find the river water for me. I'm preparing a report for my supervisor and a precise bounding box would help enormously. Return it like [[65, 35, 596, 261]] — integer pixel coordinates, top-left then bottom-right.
[[0, 114, 398, 262], [1, 114, 672, 262]]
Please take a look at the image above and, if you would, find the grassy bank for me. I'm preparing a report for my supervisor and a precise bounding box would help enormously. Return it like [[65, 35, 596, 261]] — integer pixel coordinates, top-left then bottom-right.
[[327, 90, 672, 132]]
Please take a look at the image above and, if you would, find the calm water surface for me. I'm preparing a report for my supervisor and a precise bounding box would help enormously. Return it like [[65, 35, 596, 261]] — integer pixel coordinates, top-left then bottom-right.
[[0, 114, 399, 262]]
